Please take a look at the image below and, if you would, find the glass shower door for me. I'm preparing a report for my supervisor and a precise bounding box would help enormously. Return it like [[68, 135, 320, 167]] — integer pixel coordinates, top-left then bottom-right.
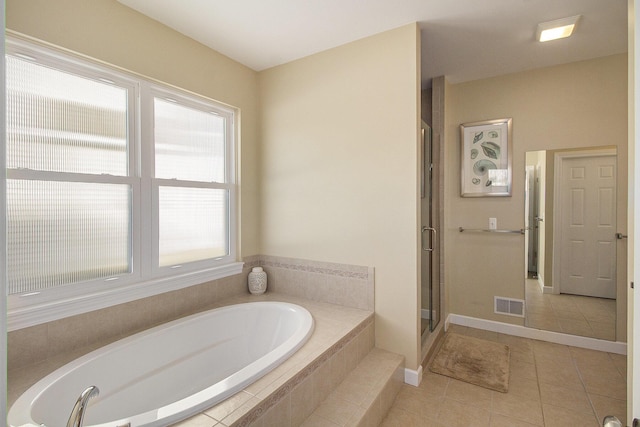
[[420, 121, 439, 337]]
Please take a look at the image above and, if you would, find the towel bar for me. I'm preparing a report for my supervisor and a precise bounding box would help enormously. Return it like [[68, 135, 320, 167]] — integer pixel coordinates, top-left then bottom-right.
[[459, 227, 525, 235]]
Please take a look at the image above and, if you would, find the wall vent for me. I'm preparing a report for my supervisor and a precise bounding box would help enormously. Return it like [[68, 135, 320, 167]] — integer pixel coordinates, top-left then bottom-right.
[[494, 297, 525, 318]]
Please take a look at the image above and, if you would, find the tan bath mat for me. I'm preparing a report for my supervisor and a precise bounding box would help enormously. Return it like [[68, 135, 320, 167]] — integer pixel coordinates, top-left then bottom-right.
[[429, 333, 510, 392]]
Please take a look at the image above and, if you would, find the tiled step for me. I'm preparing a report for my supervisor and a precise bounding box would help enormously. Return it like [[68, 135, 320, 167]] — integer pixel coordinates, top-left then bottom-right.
[[301, 347, 405, 427]]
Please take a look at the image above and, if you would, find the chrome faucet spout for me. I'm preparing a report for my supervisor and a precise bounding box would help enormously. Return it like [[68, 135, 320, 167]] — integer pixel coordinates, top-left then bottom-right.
[[66, 385, 99, 427]]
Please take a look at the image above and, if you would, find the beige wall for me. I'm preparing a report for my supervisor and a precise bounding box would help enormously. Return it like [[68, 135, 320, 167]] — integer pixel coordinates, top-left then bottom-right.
[[6, 0, 262, 257], [258, 24, 422, 368], [445, 54, 628, 338], [7, 1, 424, 370]]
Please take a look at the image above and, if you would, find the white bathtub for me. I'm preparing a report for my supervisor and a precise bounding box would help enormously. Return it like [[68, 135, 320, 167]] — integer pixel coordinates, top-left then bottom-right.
[[9, 301, 314, 427]]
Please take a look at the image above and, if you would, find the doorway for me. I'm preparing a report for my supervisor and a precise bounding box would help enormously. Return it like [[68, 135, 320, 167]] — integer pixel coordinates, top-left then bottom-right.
[[554, 149, 617, 299]]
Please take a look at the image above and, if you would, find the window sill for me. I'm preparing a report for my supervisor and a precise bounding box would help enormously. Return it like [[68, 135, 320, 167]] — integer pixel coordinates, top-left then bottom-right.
[[7, 261, 244, 331]]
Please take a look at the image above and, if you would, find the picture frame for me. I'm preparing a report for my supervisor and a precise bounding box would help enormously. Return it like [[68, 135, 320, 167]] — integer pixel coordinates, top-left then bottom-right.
[[460, 118, 512, 197]]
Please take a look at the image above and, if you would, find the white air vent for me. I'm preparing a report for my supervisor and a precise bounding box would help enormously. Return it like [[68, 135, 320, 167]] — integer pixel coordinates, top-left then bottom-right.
[[494, 297, 525, 318]]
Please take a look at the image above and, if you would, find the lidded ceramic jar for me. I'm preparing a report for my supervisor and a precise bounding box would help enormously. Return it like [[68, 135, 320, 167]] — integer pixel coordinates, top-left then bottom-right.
[[248, 267, 267, 294]]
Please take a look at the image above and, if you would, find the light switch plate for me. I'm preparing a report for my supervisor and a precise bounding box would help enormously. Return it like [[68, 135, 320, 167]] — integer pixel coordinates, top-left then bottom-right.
[[489, 217, 497, 230]]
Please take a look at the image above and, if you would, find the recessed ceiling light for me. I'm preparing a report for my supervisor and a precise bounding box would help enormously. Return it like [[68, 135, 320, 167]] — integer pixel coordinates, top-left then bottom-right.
[[536, 15, 581, 42]]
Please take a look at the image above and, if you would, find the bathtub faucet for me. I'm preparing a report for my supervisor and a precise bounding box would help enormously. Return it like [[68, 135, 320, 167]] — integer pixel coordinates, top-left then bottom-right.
[[66, 385, 100, 427]]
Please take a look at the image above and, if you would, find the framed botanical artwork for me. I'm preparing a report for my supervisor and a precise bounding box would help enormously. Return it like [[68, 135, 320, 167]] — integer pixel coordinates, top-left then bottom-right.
[[460, 118, 512, 197]]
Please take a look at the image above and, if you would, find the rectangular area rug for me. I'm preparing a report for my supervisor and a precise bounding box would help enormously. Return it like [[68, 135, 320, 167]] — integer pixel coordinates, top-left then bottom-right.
[[429, 333, 510, 393]]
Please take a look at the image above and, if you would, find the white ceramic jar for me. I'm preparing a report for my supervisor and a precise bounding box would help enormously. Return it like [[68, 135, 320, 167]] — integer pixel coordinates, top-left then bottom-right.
[[248, 267, 267, 294]]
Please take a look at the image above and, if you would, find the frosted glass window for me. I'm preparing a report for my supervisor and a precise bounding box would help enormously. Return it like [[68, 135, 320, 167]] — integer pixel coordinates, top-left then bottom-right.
[[158, 187, 228, 266], [6, 56, 128, 176], [7, 180, 131, 294], [6, 37, 236, 312], [154, 98, 225, 182]]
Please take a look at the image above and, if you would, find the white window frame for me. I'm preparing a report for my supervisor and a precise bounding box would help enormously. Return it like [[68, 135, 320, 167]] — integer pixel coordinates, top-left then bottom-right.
[[6, 37, 242, 331], [143, 84, 238, 278]]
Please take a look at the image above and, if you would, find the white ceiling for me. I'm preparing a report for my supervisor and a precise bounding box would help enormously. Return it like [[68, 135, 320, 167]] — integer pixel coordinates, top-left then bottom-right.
[[117, 0, 627, 88]]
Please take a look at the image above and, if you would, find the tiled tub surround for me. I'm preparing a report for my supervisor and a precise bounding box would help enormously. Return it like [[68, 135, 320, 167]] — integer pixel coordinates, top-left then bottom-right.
[[8, 256, 373, 372], [8, 269, 251, 372], [9, 293, 381, 426], [245, 255, 375, 311], [9, 256, 380, 425]]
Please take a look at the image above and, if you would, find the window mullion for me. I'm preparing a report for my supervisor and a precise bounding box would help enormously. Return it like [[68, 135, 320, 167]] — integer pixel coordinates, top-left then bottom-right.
[[139, 82, 155, 279]]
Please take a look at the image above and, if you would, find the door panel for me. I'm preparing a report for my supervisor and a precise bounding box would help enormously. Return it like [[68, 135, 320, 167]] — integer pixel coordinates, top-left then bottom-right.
[[559, 154, 616, 298]]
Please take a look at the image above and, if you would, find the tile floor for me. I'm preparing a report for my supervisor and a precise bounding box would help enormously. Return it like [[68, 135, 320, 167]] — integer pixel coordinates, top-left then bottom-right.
[[380, 325, 627, 427], [525, 279, 617, 341]]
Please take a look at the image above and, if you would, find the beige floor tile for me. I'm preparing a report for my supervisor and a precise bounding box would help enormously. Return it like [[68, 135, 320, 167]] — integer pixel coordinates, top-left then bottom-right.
[[463, 328, 499, 342], [492, 391, 544, 426], [549, 295, 580, 310], [579, 369, 627, 401], [552, 307, 586, 321], [525, 304, 555, 316], [490, 413, 541, 427], [539, 381, 592, 413], [589, 321, 616, 341], [557, 318, 594, 337], [582, 312, 616, 325], [510, 348, 536, 364], [591, 328, 616, 342], [570, 346, 613, 366], [535, 359, 583, 391], [392, 385, 443, 419], [609, 353, 627, 377], [580, 304, 616, 322], [541, 403, 599, 427], [387, 331, 625, 427], [445, 378, 493, 409], [446, 324, 468, 335], [497, 334, 533, 353], [527, 314, 562, 332], [524, 281, 616, 340], [588, 394, 627, 426], [418, 372, 449, 397], [437, 397, 491, 427], [510, 359, 538, 382], [503, 376, 540, 401], [380, 407, 444, 427], [532, 341, 572, 362]]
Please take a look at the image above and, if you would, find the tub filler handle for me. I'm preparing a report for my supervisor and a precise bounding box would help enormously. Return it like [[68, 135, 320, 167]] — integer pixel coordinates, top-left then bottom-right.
[[66, 385, 99, 427]]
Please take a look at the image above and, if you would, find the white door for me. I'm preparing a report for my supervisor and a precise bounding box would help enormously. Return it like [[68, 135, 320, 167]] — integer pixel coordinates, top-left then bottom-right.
[[558, 153, 617, 298]]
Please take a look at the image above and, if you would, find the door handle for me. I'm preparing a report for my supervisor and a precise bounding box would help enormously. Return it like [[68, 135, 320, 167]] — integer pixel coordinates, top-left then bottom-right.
[[421, 227, 437, 251], [616, 233, 628, 240]]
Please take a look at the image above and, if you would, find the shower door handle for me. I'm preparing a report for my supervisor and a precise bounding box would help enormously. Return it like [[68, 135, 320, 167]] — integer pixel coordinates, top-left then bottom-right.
[[421, 227, 436, 252]]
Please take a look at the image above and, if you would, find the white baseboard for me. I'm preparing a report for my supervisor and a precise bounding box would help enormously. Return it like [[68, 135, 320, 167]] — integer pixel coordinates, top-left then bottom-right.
[[447, 313, 627, 355], [404, 365, 423, 386]]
